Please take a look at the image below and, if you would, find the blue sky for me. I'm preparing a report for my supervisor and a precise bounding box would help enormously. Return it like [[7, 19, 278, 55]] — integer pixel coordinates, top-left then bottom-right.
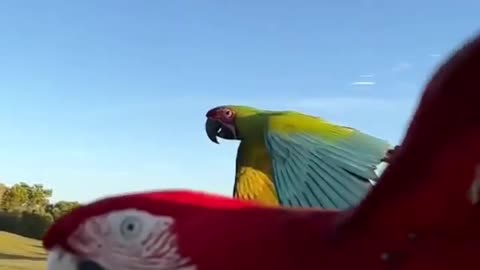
[[0, 1, 478, 202]]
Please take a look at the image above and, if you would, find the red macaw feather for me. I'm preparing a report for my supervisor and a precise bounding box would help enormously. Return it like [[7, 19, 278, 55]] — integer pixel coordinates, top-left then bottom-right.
[[43, 33, 480, 270]]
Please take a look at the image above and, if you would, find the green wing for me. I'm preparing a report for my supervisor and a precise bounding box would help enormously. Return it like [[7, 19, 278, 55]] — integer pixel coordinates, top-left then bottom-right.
[[264, 112, 391, 210]]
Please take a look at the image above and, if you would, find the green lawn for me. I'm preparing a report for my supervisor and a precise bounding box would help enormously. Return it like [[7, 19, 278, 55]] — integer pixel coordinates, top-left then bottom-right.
[[0, 231, 46, 270]]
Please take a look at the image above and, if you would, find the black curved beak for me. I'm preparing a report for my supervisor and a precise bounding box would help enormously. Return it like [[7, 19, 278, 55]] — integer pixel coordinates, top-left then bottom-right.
[[205, 118, 236, 144], [77, 260, 105, 270], [205, 118, 221, 144]]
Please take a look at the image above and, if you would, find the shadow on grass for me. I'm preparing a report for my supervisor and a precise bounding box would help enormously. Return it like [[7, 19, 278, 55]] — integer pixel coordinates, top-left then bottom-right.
[[0, 252, 45, 261]]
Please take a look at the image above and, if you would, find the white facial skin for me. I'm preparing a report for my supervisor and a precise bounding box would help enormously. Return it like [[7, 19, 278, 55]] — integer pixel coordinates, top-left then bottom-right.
[[47, 248, 78, 270], [47, 209, 196, 270]]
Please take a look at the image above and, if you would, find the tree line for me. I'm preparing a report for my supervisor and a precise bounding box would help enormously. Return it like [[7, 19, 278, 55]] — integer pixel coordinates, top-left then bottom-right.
[[0, 182, 81, 240]]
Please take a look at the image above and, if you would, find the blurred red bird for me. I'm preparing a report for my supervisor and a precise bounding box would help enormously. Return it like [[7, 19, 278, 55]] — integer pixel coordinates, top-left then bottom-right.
[[43, 32, 480, 270]]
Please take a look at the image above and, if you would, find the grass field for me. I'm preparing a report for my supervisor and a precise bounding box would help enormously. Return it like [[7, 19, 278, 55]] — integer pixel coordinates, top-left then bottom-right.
[[0, 231, 46, 270]]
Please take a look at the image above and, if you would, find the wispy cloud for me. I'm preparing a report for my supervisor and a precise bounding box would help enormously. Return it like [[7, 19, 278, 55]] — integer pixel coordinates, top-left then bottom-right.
[[351, 81, 376, 86], [351, 73, 376, 86], [392, 62, 412, 72], [429, 53, 441, 58]]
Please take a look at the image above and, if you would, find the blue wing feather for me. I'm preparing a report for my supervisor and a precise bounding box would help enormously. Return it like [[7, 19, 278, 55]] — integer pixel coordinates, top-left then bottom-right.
[[265, 131, 390, 209]]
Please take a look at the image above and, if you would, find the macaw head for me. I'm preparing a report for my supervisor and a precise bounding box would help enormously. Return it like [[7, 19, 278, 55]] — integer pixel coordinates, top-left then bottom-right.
[[43, 189, 260, 270], [43, 190, 231, 270], [205, 105, 263, 143], [43, 192, 173, 270]]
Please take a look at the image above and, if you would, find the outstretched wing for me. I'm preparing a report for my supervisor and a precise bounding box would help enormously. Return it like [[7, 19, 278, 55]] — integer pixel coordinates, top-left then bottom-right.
[[264, 112, 391, 209]]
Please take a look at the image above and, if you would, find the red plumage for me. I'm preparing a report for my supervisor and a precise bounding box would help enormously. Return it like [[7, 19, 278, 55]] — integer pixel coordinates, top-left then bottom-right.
[[44, 32, 480, 270]]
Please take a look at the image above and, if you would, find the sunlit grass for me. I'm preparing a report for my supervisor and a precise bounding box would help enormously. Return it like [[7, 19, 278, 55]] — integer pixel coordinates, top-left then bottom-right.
[[0, 231, 46, 270]]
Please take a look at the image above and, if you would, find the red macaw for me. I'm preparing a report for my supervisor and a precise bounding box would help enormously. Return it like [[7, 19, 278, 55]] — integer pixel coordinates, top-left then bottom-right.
[[43, 32, 480, 270]]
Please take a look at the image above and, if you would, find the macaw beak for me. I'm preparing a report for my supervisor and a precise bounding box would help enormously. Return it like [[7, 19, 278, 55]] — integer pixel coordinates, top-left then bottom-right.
[[77, 260, 105, 270], [205, 118, 237, 144], [47, 248, 105, 270], [205, 118, 221, 144]]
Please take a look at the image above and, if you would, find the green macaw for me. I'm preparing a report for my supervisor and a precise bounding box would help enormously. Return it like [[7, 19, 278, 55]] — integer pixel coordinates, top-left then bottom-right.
[[205, 105, 395, 210]]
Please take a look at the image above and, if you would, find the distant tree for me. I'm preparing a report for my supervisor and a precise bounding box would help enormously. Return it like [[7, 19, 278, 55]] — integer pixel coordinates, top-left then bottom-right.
[[17, 211, 54, 239], [0, 182, 52, 212], [0, 183, 7, 203], [1, 183, 29, 211], [0, 181, 81, 239], [0, 211, 21, 233], [46, 201, 82, 220], [26, 183, 52, 212]]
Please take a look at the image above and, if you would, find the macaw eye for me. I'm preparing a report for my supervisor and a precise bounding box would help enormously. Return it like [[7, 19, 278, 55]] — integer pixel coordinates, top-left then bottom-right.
[[223, 109, 234, 119], [119, 216, 143, 239]]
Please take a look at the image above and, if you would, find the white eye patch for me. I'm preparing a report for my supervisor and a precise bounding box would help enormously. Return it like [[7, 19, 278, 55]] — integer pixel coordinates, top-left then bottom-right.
[[67, 209, 196, 270], [105, 209, 174, 245]]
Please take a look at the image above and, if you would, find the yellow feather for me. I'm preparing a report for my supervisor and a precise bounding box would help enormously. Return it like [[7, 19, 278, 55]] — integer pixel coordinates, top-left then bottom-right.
[[234, 140, 279, 206], [235, 167, 279, 206]]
